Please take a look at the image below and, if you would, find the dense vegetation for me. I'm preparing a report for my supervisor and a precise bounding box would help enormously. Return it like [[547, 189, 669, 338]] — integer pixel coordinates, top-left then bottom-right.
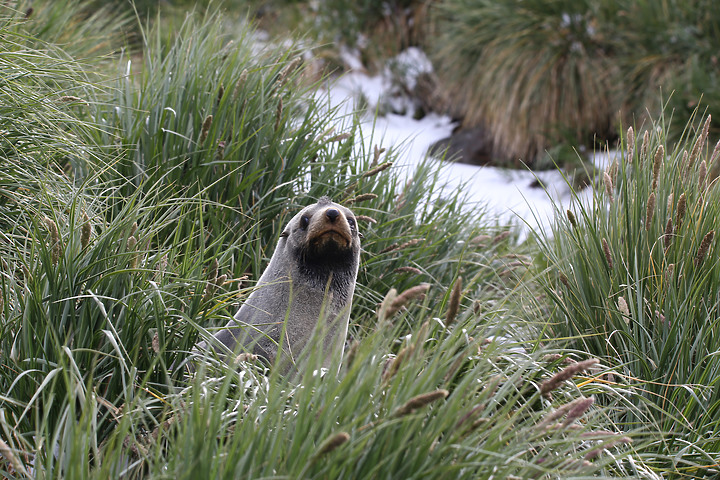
[[0, 0, 719, 478]]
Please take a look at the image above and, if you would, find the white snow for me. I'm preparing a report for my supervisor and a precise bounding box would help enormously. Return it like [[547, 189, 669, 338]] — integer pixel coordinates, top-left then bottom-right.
[[316, 49, 606, 240]]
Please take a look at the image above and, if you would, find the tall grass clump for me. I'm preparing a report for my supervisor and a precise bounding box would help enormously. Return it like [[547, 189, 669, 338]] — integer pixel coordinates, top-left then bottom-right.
[[430, 0, 720, 166], [431, 0, 621, 165], [537, 113, 720, 477]]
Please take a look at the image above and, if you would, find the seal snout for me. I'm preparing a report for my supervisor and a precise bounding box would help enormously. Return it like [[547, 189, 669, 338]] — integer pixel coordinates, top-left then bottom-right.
[[325, 208, 340, 222]]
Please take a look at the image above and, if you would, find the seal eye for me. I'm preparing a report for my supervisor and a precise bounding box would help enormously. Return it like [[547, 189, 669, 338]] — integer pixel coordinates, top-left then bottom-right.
[[299, 215, 310, 230]]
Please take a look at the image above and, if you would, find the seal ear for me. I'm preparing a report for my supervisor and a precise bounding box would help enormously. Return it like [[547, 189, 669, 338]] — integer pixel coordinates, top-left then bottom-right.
[[358, 232, 364, 239], [280, 230, 289, 238]]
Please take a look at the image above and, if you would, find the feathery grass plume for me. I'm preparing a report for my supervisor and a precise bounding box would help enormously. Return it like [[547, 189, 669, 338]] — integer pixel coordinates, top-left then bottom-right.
[[346, 193, 378, 204], [341, 180, 358, 199], [445, 276, 462, 326], [232, 69, 248, 100], [377, 287, 398, 322], [626, 126, 634, 163], [640, 130, 650, 166], [199, 114, 213, 144], [343, 339, 360, 370], [689, 115, 711, 167], [492, 230, 511, 245], [540, 358, 599, 397], [607, 160, 618, 184], [535, 398, 582, 431], [216, 84, 224, 105], [664, 218, 673, 249], [601, 238, 613, 269], [645, 192, 656, 231], [666, 193, 674, 212], [566, 209, 577, 228], [372, 144, 386, 167], [216, 140, 226, 161], [356, 215, 377, 224], [695, 230, 715, 267], [362, 161, 393, 178], [711, 139, 720, 166], [0, 437, 29, 477], [393, 389, 449, 417], [327, 132, 351, 143], [665, 263, 675, 287], [152, 331, 160, 354], [45, 217, 61, 265], [469, 234, 491, 246], [275, 97, 283, 131], [127, 235, 138, 269], [383, 344, 415, 383], [584, 435, 632, 461], [385, 284, 430, 317], [602, 172, 614, 203], [617, 296, 630, 325], [208, 258, 219, 284], [558, 272, 569, 287], [681, 150, 690, 176], [651, 145, 664, 191], [699, 160, 707, 191], [676, 193, 687, 229], [80, 212, 91, 249], [394, 266, 423, 275], [314, 432, 350, 457], [58, 95, 87, 105], [561, 396, 595, 429], [381, 239, 422, 254], [277, 56, 302, 90]]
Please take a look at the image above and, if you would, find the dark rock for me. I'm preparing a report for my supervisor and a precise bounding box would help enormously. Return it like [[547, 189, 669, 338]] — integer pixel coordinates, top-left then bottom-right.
[[428, 126, 494, 166]]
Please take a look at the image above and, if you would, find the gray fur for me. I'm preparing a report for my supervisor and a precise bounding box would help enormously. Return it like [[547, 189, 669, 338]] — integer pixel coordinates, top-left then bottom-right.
[[199, 197, 361, 374]]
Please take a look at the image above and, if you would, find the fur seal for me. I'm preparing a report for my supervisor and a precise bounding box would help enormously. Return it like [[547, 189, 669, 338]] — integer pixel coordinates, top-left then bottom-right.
[[199, 197, 361, 374]]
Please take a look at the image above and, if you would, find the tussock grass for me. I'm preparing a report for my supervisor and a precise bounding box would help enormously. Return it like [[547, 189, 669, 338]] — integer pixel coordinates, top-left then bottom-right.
[[537, 111, 720, 477]]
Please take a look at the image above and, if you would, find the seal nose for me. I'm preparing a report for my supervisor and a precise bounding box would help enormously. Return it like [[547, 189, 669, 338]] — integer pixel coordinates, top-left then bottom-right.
[[325, 208, 340, 222]]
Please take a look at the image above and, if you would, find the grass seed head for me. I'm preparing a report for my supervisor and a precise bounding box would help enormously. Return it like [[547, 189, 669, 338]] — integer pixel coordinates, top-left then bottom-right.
[[356, 214, 377, 224], [664, 218, 673, 249], [372, 144, 386, 167], [645, 192, 656, 231], [232, 69, 248, 100], [445, 276, 463, 326], [382, 344, 415, 383], [216, 84, 224, 105], [689, 115, 711, 167], [540, 358, 599, 397], [81, 212, 91, 249], [275, 97, 283, 131], [315, 432, 350, 457], [626, 126, 634, 163], [394, 389, 449, 417], [561, 396, 595, 428], [346, 193, 378, 204], [699, 160, 707, 191], [127, 236, 138, 268], [617, 296, 630, 324], [45, 217, 61, 265], [640, 130, 650, 166], [362, 161, 393, 178], [695, 230, 715, 267], [394, 266, 423, 275], [566, 209, 577, 228], [386, 284, 430, 317], [652, 145, 664, 190], [602, 172, 614, 202], [199, 114, 213, 144], [601, 238, 613, 270], [676, 193, 687, 229]]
